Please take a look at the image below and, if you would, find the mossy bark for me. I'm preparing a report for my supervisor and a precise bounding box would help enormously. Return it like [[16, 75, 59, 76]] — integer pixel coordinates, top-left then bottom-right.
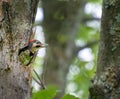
[[0, 0, 38, 99], [89, 0, 120, 99]]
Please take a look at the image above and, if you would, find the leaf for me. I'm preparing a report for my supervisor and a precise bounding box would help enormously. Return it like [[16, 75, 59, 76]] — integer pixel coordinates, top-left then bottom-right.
[[31, 86, 57, 99], [62, 94, 79, 99], [88, 0, 102, 3]]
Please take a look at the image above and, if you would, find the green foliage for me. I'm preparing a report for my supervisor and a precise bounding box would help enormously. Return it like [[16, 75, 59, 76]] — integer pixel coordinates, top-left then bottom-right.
[[67, 15, 99, 98], [31, 86, 79, 99], [34, 0, 101, 99], [88, 0, 102, 3], [77, 25, 99, 42], [31, 86, 57, 99], [62, 94, 79, 99], [67, 58, 96, 99]]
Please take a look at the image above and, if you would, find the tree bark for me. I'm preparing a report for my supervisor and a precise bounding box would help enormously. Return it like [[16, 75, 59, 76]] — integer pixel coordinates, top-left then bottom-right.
[[89, 0, 120, 99], [41, 0, 86, 98], [0, 0, 38, 99]]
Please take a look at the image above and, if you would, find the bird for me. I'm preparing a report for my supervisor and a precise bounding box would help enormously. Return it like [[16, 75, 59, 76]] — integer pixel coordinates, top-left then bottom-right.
[[19, 39, 47, 66]]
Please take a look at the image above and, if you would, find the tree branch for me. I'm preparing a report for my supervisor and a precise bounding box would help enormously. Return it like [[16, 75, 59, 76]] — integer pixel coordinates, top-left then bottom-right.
[[33, 69, 46, 90], [82, 17, 101, 23], [76, 40, 99, 52]]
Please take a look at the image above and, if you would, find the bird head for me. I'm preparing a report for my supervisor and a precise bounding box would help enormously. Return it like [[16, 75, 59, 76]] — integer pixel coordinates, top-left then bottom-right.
[[29, 39, 47, 53]]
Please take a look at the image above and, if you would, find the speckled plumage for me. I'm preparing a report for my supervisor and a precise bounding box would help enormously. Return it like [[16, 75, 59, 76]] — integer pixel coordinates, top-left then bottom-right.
[[19, 49, 34, 66], [19, 40, 46, 66]]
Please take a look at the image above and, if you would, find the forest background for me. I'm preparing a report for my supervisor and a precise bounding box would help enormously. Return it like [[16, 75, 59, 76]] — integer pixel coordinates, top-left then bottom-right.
[[32, 0, 101, 99]]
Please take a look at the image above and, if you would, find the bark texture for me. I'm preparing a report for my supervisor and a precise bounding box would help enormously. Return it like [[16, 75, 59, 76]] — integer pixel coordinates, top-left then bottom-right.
[[0, 0, 38, 99], [41, 0, 86, 98], [89, 0, 120, 99]]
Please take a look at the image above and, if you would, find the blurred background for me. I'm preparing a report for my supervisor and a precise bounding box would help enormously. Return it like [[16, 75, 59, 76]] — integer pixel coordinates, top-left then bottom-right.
[[32, 0, 102, 99]]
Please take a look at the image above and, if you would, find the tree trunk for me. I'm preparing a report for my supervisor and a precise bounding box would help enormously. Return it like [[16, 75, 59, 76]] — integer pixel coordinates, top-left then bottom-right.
[[41, 0, 86, 98], [0, 0, 38, 99], [89, 0, 120, 99]]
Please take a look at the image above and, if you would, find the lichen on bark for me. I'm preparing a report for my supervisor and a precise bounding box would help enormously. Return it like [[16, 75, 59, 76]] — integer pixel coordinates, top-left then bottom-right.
[[89, 0, 120, 98], [0, 0, 39, 99]]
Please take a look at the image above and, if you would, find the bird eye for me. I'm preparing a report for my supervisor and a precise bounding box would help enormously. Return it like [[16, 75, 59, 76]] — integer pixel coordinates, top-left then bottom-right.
[[36, 41, 41, 44], [36, 45, 40, 48]]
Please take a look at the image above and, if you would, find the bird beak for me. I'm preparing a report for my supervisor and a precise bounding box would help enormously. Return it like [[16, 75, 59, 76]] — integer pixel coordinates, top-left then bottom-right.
[[37, 43, 48, 48], [41, 43, 48, 47]]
